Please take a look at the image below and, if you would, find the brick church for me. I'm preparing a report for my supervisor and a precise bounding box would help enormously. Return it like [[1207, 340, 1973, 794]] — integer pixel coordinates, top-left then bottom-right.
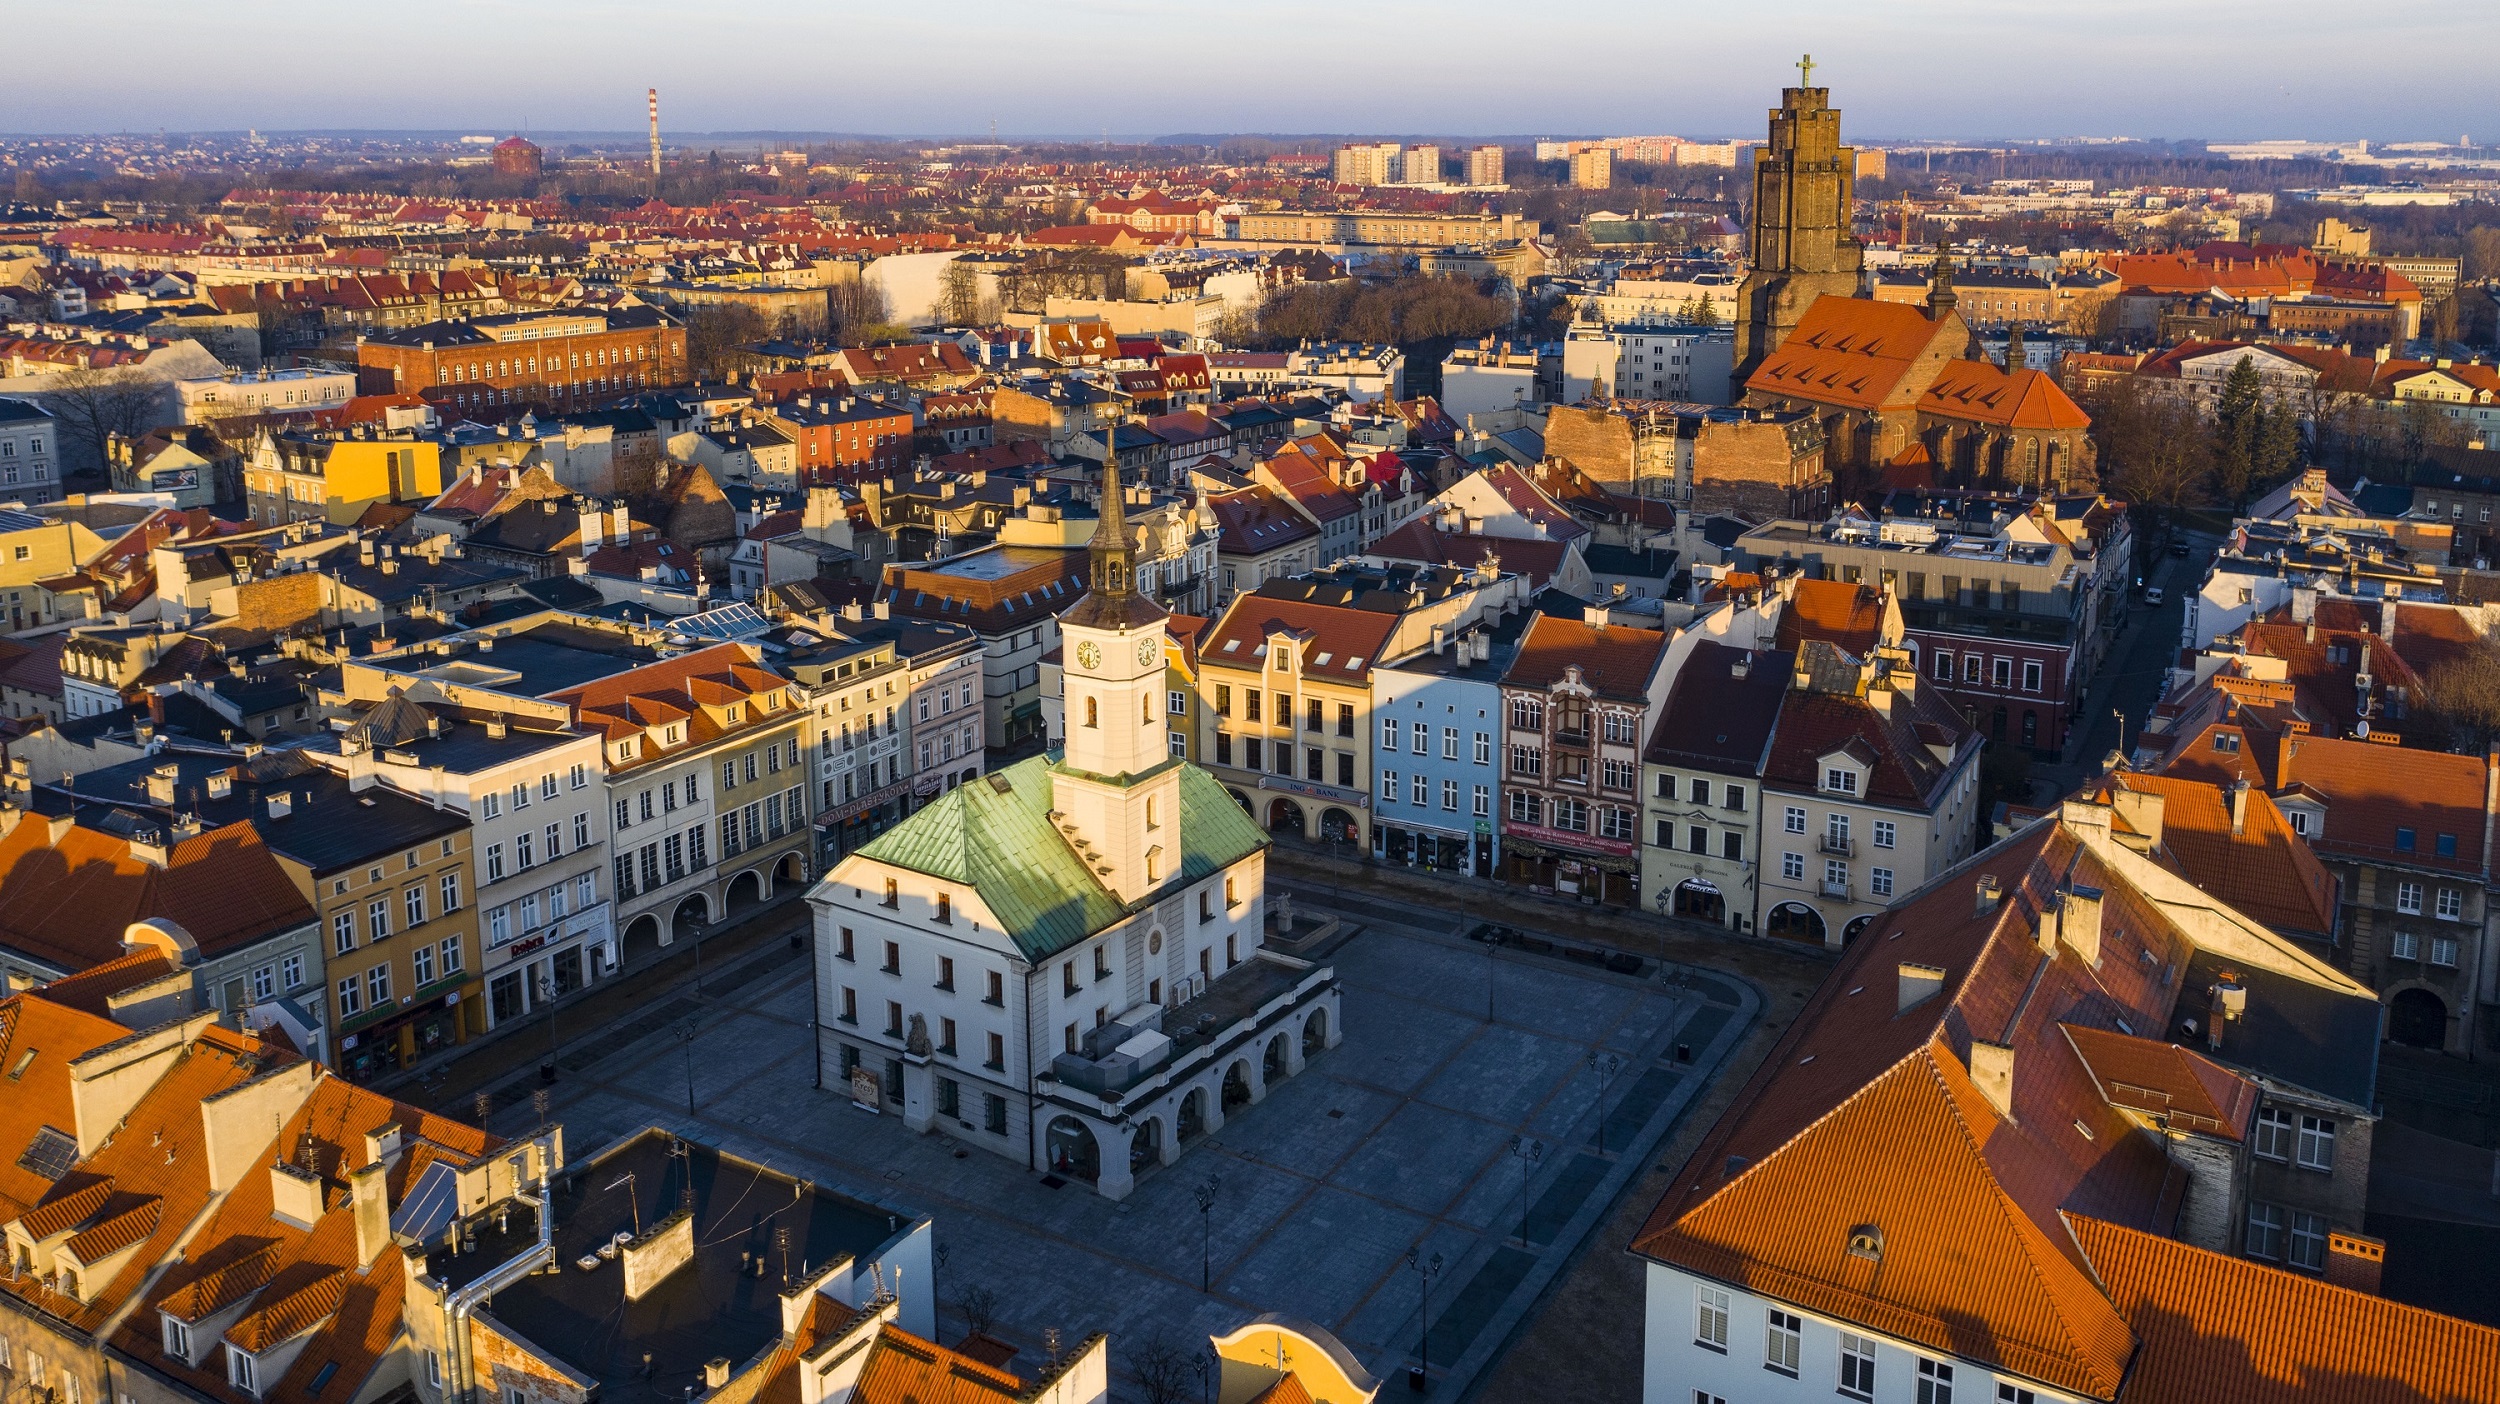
[[1732, 74, 2095, 493]]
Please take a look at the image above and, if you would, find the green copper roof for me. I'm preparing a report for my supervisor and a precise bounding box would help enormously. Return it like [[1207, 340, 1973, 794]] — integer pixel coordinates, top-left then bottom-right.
[[851, 751, 1267, 963]]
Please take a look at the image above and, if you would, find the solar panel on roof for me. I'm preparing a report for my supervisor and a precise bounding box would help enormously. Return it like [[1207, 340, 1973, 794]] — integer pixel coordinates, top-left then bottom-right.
[[17, 1126, 77, 1181], [389, 1160, 460, 1245]]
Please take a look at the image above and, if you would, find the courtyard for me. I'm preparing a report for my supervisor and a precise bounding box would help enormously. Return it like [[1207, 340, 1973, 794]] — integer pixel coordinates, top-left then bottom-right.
[[480, 899, 1755, 1398]]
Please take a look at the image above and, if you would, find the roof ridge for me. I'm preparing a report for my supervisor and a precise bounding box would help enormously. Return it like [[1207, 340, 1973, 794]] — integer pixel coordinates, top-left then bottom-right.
[[1913, 1043, 2119, 1391]]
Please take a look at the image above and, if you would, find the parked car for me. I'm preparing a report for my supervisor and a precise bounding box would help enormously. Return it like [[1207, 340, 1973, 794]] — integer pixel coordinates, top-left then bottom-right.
[[2143, 586, 2166, 606]]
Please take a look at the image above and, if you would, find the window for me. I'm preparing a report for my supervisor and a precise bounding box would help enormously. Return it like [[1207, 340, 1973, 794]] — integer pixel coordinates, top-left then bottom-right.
[[515, 832, 534, 870], [2437, 887, 2463, 920], [1381, 718, 1401, 750], [1764, 1308, 1801, 1376], [1823, 767, 1859, 795], [985, 1093, 1008, 1134], [1782, 851, 1805, 881], [335, 976, 361, 1018], [1826, 858, 1848, 888], [1552, 797, 1589, 833], [2396, 881, 2423, 915], [441, 937, 463, 975], [2296, 1115, 2336, 1171], [985, 1031, 1005, 1069], [481, 792, 500, 820], [413, 942, 435, 988], [1443, 726, 1460, 759], [1380, 769, 1398, 801], [2396, 828, 2416, 854], [1992, 657, 2013, 689], [1474, 732, 1491, 765], [229, 1348, 258, 1396], [570, 762, 589, 790], [1693, 1286, 1729, 1350], [2288, 1210, 2328, 1271], [1168, 689, 1186, 715], [1510, 697, 1542, 730], [1873, 819, 1896, 848], [1933, 650, 1954, 681], [937, 956, 955, 991], [367, 899, 390, 940], [2432, 934, 2462, 967], [1472, 784, 1490, 816], [485, 843, 506, 883], [1411, 773, 1429, 806], [251, 964, 274, 1000], [404, 886, 426, 929], [1602, 757, 1636, 789], [1916, 1358, 1954, 1404], [1600, 807, 1635, 840], [332, 911, 355, 954], [615, 799, 630, 830], [2391, 929, 2422, 960], [1840, 1333, 1877, 1399], [2021, 660, 2043, 693], [1784, 805, 1806, 834], [574, 812, 591, 849], [1722, 784, 1745, 812], [986, 970, 1004, 1005], [282, 953, 303, 990], [1996, 1387, 2035, 1404], [1442, 780, 1459, 811], [2253, 1106, 2292, 1160], [1723, 831, 1744, 860], [1871, 867, 1894, 898], [163, 1315, 192, 1360], [2247, 1201, 2285, 1259]]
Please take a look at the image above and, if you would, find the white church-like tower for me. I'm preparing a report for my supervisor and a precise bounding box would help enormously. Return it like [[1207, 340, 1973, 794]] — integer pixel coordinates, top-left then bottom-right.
[[1052, 459, 1184, 905]]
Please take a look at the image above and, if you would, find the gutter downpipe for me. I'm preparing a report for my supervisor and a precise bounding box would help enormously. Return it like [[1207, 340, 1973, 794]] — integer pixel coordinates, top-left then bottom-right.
[[442, 1133, 559, 1404]]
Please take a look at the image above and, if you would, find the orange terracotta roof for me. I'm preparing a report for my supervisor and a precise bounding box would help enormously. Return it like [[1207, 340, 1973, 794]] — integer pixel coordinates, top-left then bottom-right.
[[2059, 1025, 2257, 1138], [1633, 822, 2208, 1401], [1201, 596, 1399, 682], [1921, 362, 2092, 431], [1247, 1376, 1319, 1404], [2101, 771, 2338, 940], [0, 817, 317, 972], [1501, 614, 1669, 701], [2070, 1215, 2500, 1404], [1774, 577, 1886, 657], [0, 996, 130, 1221], [852, 1325, 1029, 1404], [1746, 296, 1948, 411], [35, 949, 178, 1019], [62, 1195, 162, 1263]]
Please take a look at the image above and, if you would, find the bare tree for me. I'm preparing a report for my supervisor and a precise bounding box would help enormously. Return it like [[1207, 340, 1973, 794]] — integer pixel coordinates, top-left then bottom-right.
[[953, 1284, 1000, 1339], [1126, 1332, 1194, 1404], [2420, 635, 2500, 752], [683, 303, 769, 381], [935, 260, 983, 327], [43, 366, 164, 476]]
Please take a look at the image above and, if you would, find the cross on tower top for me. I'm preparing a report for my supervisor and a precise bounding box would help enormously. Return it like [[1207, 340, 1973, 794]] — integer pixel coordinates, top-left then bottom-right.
[[1797, 53, 1816, 87]]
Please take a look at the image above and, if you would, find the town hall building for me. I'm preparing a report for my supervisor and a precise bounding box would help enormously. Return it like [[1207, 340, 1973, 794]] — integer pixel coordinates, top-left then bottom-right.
[[807, 456, 1341, 1198]]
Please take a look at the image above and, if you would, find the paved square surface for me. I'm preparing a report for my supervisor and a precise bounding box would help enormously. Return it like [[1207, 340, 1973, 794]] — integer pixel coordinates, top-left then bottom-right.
[[493, 910, 1747, 1397]]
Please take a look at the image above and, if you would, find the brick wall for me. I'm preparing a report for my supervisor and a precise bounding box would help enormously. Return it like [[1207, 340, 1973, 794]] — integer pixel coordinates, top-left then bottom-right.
[[233, 569, 325, 634]]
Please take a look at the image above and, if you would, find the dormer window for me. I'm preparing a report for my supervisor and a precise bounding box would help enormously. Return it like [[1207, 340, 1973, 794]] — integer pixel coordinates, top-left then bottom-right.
[[162, 1314, 191, 1360], [228, 1346, 259, 1397], [1823, 767, 1859, 796], [663, 724, 682, 744]]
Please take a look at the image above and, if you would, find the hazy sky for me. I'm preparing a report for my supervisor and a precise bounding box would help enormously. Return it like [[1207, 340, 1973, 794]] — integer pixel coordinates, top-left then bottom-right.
[[11, 1, 2495, 142]]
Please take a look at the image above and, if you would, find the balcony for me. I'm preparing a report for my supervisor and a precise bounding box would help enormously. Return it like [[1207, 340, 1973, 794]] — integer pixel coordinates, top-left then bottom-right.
[[1820, 878, 1852, 901], [1550, 728, 1591, 750], [1819, 835, 1855, 858]]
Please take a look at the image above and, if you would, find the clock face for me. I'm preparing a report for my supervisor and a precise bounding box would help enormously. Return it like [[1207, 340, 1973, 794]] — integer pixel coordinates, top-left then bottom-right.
[[1075, 641, 1101, 669], [1137, 639, 1160, 668]]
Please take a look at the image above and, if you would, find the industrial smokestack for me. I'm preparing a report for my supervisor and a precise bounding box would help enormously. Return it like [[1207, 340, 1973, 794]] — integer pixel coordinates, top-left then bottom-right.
[[647, 87, 662, 191]]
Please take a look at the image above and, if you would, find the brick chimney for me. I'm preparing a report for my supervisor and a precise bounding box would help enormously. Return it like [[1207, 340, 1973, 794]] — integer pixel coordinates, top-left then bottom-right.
[[2325, 1231, 2385, 1294]]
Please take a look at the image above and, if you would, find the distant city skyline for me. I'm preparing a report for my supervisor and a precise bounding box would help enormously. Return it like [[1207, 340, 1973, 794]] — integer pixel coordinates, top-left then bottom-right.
[[9, 1, 2493, 143]]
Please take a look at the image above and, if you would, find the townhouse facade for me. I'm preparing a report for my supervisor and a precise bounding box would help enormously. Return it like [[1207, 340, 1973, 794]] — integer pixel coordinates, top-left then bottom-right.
[[879, 544, 1085, 753], [1497, 614, 1672, 906], [1198, 598, 1393, 849], [1756, 643, 1983, 947], [1368, 627, 1511, 878], [1642, 640, 1785, 933]]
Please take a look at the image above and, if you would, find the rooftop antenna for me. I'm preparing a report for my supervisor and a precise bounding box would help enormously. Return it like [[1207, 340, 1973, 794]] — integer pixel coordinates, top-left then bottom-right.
[[605, 1172, 640, 1238]]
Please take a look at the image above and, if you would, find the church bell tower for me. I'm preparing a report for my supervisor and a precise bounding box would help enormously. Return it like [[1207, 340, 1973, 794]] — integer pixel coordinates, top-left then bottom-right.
[[1730, 56, 1867, 398]]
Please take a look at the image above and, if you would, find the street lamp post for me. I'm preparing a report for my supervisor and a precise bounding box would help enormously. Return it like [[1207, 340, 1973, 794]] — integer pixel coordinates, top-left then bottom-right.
[[686, 916, 709, 994], [1193, 1173, 1222, 1293], [675, 1020, 699, 1118], [1404, 1247, 1443, 1392], [1588, 1050, 1622, 1155], [537, 970, 560, 1084]]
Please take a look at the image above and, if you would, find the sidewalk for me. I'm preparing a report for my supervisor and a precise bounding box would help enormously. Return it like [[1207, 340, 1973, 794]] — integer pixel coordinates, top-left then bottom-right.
[[378, 894, 812, 1117], [1264, 842, 1835, 993]]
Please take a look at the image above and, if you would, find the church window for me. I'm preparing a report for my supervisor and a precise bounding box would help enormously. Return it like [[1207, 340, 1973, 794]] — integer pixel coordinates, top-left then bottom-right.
[[1085, 697, 1097, 728]]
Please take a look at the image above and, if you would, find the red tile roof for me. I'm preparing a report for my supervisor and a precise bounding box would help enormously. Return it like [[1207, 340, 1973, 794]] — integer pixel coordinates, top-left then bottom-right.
[[1746, 297, 1947, 411], [1201, 597, 1400, 683], [2098, 771, 2338, 941], [2070, 1216, 2500, 1404], [0, 817, 317, 972], [1499, 614, 1667, 701], [1774, 577, 1887, 657]]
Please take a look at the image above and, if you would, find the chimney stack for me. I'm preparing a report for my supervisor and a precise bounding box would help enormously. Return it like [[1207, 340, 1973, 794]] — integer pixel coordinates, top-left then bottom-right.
[[2325, 1231, 2386, 1294], [1974, 874, 2003, 917], [1967, 1041, 2015, 1119], [2229, 778, 2250, 835], [350, 1161, 391, 1264]]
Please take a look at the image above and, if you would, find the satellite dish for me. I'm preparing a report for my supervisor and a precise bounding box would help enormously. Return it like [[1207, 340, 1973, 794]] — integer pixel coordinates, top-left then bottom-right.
[[2355, 720, 2370, 739]]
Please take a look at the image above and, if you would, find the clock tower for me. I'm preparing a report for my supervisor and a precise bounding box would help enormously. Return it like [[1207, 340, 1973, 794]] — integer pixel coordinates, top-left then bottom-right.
[[1053, 452, 1182, 904]]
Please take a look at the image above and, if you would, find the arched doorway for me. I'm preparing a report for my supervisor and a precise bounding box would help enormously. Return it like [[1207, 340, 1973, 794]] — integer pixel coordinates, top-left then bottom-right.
[[1302, 1007, 1329, 1057], [2388, 988, 2448, 1049], [1672, 878, 1725, 924], [1222, 1059, 1252, 1111], [1765, 902, 1827, 946], [1266, 798, 1304, 835], [1229, 788, 1254, 814], [774, 852, 808, 895], [1128, 1119, 1160, 1173], [621, 913, 663, 967], [1177, 1088, 1208, 1143], [1044, 1116, 1100, 1182], [1319, 807, 1357, 842], [1842, 914, 1876, 946], [725, 869, 765, 918], [671, 894, 710, 943], [1263, 1032, 1290, 1084]]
